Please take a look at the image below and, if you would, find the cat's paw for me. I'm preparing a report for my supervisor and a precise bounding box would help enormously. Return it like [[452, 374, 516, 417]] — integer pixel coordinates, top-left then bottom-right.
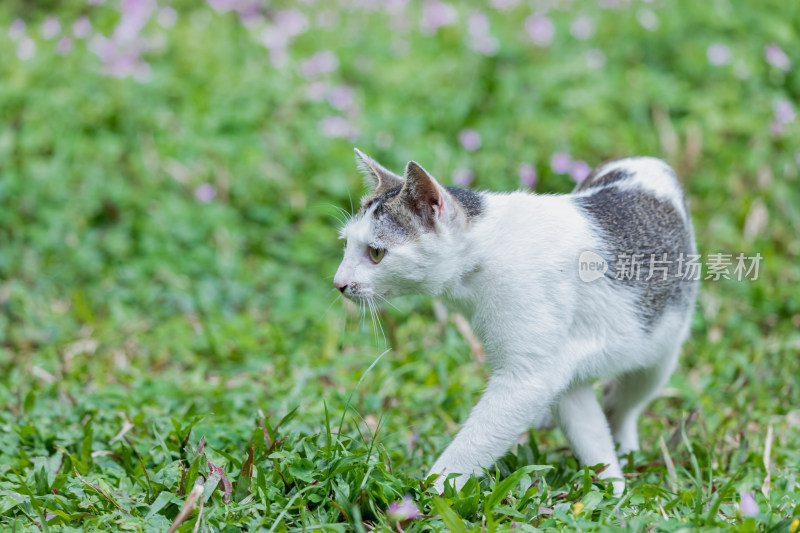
[[610, 478, 626, 498], [598, 466, 626, 497]]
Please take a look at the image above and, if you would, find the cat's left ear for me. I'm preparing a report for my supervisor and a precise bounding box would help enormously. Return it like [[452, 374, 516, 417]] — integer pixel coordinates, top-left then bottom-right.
[[354, 148, 403, 196], [398, 161, 460, 229]]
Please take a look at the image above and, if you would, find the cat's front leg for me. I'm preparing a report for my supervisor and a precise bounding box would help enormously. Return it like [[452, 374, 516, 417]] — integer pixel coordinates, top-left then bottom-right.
[[428, 371, 563, 493]]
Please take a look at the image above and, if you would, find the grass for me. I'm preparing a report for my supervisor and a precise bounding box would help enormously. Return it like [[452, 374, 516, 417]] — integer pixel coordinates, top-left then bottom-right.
[[0, 0, 799, 531]]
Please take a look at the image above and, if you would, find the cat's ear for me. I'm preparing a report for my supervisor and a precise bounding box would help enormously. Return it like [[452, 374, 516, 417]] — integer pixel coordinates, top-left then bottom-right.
[[398, 161, 458, 229], [354, 148, 403, 195]]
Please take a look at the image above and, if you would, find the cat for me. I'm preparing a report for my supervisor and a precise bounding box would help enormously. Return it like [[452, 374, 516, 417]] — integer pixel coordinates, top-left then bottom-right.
[[333, 148, 698, 495]]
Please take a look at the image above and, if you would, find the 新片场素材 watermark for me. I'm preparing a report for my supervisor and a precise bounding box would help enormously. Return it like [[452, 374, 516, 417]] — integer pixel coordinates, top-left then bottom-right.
[[578, 251, 762, 283]]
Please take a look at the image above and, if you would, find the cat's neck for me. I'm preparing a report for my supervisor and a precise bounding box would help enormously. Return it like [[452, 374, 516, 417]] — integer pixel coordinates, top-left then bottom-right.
[[440, 191, 587, 317]]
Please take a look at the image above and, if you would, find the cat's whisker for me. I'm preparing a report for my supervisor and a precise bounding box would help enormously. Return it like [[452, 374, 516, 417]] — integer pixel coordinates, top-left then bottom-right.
[[366, 298, 375, 336], [371, 297, 387, 346], [323, 203, 353, 228], [373, 293, 402, 313], [366, 297, 386, 346], [326, 202, 352, 218], [321, 292, 343, 321], [367, 298, 378, 340], [335, 205, 353, 223]]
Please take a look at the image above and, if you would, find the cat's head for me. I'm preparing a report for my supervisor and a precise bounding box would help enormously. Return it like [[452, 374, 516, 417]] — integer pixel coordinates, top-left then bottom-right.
[[334, 149, 482, 301]]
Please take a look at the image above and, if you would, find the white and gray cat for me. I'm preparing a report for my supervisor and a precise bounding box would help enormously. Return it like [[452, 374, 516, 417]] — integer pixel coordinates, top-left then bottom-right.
[[334, 148, 697, 495]]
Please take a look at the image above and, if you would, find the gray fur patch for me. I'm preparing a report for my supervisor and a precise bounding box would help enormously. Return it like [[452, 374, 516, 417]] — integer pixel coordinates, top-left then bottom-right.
[[576, 186, 696, 329], [356, 184, 485, 244], [361, 186, 402, 215], [373, 190, 416, 244], [575, 168, 632, 192], [446, 186, 485, 220]]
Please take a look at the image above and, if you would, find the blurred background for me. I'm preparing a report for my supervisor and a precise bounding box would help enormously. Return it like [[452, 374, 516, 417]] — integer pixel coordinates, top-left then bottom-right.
[[0, 0, 798, 530]]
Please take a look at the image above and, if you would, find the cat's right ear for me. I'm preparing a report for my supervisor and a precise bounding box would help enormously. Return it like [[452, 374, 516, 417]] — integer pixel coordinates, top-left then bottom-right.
[[354, 148, 403, 196]]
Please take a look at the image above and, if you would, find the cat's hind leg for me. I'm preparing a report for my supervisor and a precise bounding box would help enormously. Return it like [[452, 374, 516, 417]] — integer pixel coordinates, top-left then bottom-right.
[[602, 345, 681, 454], [554, 383, 625, 496]]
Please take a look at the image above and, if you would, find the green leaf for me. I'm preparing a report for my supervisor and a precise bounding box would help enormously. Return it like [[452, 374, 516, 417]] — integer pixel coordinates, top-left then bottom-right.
[[485, 465, 553, 513], [0, 490, 29, 514], [432, 496, 468, 533], [23, 390, 35, 414], [234, 444, 254, 503], [144, 491, 176, 520], [79, 418, 94, 472]]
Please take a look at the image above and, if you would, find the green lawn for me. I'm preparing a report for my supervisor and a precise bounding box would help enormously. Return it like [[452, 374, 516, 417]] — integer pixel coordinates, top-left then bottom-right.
[[1, 0, 798, 531]]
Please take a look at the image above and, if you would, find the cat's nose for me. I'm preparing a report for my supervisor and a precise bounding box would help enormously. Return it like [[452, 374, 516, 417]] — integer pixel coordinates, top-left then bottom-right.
[[335, 281, 348, 293]]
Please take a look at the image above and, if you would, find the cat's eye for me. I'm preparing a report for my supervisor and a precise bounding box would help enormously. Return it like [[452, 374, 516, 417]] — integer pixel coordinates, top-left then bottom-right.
[[368, 246, 385, 264]]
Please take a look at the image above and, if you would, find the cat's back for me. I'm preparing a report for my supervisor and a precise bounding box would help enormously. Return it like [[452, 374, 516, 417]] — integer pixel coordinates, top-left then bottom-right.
[[570, 157, 697, 328], [573, 157, 688, 213], [570, 157, 693, 248]]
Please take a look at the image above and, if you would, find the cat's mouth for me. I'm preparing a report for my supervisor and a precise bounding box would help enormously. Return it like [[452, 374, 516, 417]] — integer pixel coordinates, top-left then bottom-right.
[[343, 289, 368, 302], [341, 283, 382, 302]]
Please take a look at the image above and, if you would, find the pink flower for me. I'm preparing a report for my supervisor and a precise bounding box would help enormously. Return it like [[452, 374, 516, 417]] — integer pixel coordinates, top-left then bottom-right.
[[421, 0, 457, 34], [57, 37, 73, 55], [41, 17, 61, 40], [468, 12, 490, 35], [467, 12, 499, 56], [319, 116, 357, 139], [570, 16, 595, 40], [260, 25, 290, 50], [471, 35, 499, 56], [73, 17, 92, 39], [706, 43, 731, 66], [274, 10, 308, 37], [195, 184, 217, 203], [458, 129, 482, 151], [301, 51, 339, 78], [115, 0, 157, 44], [328, 85, 355, 111], [550, 152, 572, 174], [740, 492, 758, 517], [570, 160, 592, 183], [17, 37, 36, 61], [519, 163, 537, 188], [525, 14, 554, 47], [305, 81, 329, 102], [765, 44, 791, 72], [387, 496, 421, 522], [9, 19, 26, 40], [236, 1, 261, 23], [773, 99, 796, 125], [453, 167, 474, 186]]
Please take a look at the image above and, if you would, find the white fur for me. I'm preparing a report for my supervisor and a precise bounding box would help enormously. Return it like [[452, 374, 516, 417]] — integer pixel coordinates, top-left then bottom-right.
[[335, 157, 695, 496]]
